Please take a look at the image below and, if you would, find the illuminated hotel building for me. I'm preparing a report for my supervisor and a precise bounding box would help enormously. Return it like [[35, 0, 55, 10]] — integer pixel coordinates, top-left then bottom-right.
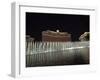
[[42, 30, 71, 42]]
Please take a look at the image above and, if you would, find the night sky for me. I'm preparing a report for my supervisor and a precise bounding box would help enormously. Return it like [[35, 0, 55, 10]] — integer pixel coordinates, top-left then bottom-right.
[[26, 12, 89, 41]]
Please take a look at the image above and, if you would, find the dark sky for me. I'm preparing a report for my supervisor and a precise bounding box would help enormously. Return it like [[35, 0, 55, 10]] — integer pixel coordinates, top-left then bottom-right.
[[26, 12, 89, 41]]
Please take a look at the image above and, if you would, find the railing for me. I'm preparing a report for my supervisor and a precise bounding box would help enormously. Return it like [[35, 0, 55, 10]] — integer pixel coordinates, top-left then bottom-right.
[[26, 41, 89, 67]]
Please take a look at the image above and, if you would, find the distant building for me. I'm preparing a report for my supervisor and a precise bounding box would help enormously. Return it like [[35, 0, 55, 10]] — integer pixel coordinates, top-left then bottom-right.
[[79, 32, 89, 41], [42, 30, 71, 42], [26, 35, 34, 42]]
